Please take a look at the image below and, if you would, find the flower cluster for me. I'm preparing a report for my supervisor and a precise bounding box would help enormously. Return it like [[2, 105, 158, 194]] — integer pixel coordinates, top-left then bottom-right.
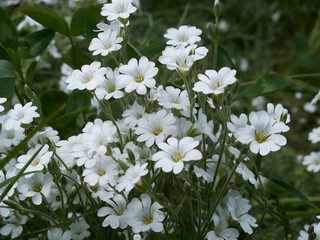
[[0, 0, 292, 239]]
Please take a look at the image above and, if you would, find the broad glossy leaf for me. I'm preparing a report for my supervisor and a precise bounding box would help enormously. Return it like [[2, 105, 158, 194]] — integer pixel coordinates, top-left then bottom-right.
[[21, 5, 69, 36], [21, 29, 55, 59], [70, 4, 104, 36], [0, 7, 18, 50], [236, 74, 292, 99], [0, 60, 15, 97]]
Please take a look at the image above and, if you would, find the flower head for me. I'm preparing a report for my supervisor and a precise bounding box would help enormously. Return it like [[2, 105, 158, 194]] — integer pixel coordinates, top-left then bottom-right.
[[152, 137, 202, 174], [89, 29, 123, 56], [193, 67, 237, 95], [164, 25, 202, 47], [101, 0, 137, 21], [126, 194, 164, 233], [117, 56, 158, 95]]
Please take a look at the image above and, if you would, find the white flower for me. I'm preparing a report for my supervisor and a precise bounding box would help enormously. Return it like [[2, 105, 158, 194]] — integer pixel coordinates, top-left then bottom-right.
[[0, 127, 24, 149], [0, 213, 28, 239], [122, 101, 145, 128], [159, 45, 208, 76], [83, 155, 118, 186], [98, 194, 129, 229], [227, 114, 248, 134], [298, 224, 320, 240], [235, 110, 288, 156], [17, 172, 53, 205], [89, 29, 123, 56], [303, 151, 320, 173], [226, 191, 258, 234], [95, 67, 124, 100], [164, 25, 202, 47], [4, 102, 40, 130], [157, 86, 190, 111], [133, 234, 142, 240], [309, 127, 320, 144], [206, 210, 239, 240], [267, 103, 290, 124], [29, 126, 60, 146], [118, 57, 158, 95], [236, 162, 258, 188], [193, 67, 237, 95], [16, 144, 53, 178], [152, 137, 202, 174], [126, 194, 165, 233], [0, 97, 6, 112], [95, 21, 121, 33], [47, 228, 71, 240], [101, 0, 137, 21], [66, 62, 106, 91], [135, 110, 176, 147], [68, 218, 91, 240], [116, 163, 148, 192]]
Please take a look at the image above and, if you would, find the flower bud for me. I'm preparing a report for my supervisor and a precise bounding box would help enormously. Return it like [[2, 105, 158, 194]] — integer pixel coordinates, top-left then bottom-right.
[[214, 0, 220, 17], [24, 84, 33, 100]]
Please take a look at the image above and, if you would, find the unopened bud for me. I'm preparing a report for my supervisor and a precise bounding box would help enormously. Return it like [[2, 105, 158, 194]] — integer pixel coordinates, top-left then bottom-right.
[[133, 234, 142, 240], [214, 0, 220, 17], [280, 109, 289, 123], [308, 225, 315, 234], [24, 84, 33, 100]]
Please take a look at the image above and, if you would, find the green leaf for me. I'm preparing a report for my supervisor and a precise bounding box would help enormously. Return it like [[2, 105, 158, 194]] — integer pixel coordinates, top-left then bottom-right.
[[66, 89, 91, 113], [26, 61, 37, 85], [0, 7, 18, 50], [70, 43, 93, 69], [140, 40, 167, 61], [0, 60, 15, 97], [21, 5, 69, 36], [0, 44, 11, 61], [270, 177, 320, 210], [70, 4, 104, 36], [139, 19, 162, 48], [40, 90, 69, 117], [236, 74, 292, 99], [215, 45, 236, 70], [21, 29, 55, 59], [55, 106, 89, 126]]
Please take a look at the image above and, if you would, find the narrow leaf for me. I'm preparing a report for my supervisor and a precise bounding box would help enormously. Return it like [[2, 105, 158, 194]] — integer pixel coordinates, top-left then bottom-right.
[[271, 177, 320, 210], [236, 74, 292, 99]]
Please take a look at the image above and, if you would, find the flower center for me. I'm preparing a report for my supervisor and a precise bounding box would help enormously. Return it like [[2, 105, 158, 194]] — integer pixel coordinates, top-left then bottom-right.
[[172, 150, 184, 162], [179, 37, 188, 42], [108, 85, 116, 93], [152, 128, 162, 136], [99, 170, 106, 176], [142, 214, 153, 225], [211, 81, 221, 90], [32, 158, 41, 167], [90, 185, 99, 192], [8, 135, 14, 139], [115, 208, 124, 216], [105, 45, 111, 50], [32, 183, 43, 192], [84, 77, 92, 84], [136, 74, 144, 83], [255, 131, 270, 143]]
